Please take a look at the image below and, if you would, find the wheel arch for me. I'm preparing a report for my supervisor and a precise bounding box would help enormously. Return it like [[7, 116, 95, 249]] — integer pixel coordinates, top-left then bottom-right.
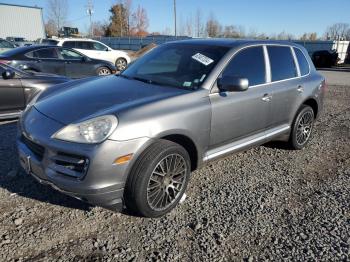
[[160, 134, 199, 172], [301, 97, 319, 118]]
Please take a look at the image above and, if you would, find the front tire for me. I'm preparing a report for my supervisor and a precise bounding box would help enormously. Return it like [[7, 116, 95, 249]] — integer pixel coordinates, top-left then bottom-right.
[[125, 140, 191, 217], [289, 105, 315, 150], [115, 58, 127, 71]]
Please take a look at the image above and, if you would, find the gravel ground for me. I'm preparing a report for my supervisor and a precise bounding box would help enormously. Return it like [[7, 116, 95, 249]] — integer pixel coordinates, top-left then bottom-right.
[[0, 85, 349, 261]]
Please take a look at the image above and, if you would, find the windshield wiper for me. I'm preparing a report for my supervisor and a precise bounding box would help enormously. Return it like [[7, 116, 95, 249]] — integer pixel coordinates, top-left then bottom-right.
[[120, 74, 163, 86]]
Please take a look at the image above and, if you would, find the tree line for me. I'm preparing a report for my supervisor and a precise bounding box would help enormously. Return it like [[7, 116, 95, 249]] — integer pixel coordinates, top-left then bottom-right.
[[44, 0, 350, 41]]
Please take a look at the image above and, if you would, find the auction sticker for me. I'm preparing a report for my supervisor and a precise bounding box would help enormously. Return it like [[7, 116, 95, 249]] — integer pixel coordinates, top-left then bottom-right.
[[192, 53, 214, 66]]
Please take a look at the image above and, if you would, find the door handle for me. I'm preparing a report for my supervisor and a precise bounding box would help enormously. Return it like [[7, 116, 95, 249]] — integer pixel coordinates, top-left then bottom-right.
[[262, 94, 272, 102], [297, 85, 304, 93]]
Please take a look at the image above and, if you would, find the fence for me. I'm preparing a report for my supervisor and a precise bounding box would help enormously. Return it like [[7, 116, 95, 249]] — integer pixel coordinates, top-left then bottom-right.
[[294, 40, 349, 63], [93, 36, 191, 51], [94, 36, 349, 64]]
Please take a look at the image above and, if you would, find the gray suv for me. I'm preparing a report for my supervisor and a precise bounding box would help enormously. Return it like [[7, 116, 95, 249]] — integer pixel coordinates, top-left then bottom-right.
[[17, 40, 325, 217]]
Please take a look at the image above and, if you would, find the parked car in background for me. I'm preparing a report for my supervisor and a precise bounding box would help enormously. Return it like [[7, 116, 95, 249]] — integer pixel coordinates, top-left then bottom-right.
[[0, 38, 16, 53], [6, 37, 34, 47], [43, 38, 131, 71], [312, 50, 339, 68], [0, 45, 117, 78], [0, 63, 69, 119], [17, 40, 325, 217]]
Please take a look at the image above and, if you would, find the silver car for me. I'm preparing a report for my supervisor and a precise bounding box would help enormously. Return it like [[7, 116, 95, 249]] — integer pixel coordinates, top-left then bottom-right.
[[17, 40, 326, 217]]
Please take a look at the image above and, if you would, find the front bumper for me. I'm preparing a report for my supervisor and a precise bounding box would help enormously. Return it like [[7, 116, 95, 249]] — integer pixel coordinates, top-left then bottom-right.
[[17, 107, 151, 211]]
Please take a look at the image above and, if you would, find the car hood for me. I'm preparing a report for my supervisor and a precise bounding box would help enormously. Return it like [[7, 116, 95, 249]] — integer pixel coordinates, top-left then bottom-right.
[[34, 75, 190, 125]]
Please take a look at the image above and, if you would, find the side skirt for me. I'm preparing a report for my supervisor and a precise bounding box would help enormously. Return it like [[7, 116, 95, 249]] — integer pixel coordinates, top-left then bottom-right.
[[203, 125, 290, 162]]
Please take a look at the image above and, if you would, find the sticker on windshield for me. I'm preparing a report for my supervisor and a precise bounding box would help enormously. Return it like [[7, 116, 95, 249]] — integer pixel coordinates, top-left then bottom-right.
[[192, 53, 214, 66]]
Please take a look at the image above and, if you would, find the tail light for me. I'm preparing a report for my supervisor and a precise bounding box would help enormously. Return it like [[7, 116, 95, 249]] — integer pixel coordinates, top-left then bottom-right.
[[0, 60, 10, 64]]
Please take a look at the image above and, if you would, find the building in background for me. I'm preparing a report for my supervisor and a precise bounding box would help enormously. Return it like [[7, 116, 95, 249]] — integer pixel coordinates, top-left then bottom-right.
[[0, 3, 45, 41]]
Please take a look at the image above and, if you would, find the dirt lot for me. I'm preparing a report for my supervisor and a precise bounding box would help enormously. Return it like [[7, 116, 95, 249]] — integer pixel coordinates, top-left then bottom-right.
[[0, 85, 349, 261]]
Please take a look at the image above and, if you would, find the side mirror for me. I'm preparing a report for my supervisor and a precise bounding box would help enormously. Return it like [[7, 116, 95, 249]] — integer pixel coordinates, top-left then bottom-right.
[[2, 70, 15, 80], [82, 56, 90, 62], [218, 76, 249, 92]]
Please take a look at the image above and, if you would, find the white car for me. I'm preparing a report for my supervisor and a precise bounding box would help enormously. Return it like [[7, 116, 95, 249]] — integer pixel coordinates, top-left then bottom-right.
[[52, 39, 131, 71]]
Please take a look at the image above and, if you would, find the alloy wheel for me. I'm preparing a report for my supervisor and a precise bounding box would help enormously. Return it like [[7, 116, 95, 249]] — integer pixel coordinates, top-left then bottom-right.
[[296, 111, 313, 145], [116, 59, 127, 71], [146, 154, 187, 211], [98, 68, 111, 76]]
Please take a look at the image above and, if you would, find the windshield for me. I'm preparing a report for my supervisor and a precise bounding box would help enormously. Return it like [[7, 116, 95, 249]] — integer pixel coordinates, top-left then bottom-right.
[[122, 43, 230, 90]]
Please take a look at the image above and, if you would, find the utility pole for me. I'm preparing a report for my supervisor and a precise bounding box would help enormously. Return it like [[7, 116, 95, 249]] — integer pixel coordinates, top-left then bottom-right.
[[86, 0, 94, 37], [173, 0, 177, 37]]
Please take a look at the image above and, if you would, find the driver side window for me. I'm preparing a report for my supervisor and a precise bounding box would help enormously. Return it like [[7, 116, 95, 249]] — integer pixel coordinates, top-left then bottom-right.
[[222, 46, 266, 87]]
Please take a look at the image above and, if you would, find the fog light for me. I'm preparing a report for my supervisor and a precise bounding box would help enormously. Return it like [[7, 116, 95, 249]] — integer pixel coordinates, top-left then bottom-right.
[[113, 154, 133, 165]]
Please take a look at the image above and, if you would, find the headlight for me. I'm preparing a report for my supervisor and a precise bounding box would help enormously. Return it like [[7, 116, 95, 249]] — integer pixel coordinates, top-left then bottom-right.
[[52, 115, 118, 144]]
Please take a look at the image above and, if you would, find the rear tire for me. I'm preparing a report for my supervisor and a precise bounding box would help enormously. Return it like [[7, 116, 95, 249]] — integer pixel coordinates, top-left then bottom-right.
[[125, 140, 191, 218], [97, 67, 111, 76], [288, 105, 314, 150]]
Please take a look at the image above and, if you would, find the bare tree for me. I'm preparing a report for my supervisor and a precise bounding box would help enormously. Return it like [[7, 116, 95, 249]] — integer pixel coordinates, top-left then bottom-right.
[[123, 0, 133, 35], [222, 25, 239, 38], [194, 8, 204, 37], [300, 32, 318, 41], [206, 13, 221, 37], [47, 0, 69, 35], [185, 15, 193, 37], [222, 25, 245, 38], [162, 27, 172, 35], [89, 21, 108, 37], [325, 23, 350, 40], [237, 25, 246, 38], [276, 31, 294, 40], [247, 27, 258, 39], [45, 19, 56, 37], [178, 15, 186, 36], [131, 5, 149, 37]]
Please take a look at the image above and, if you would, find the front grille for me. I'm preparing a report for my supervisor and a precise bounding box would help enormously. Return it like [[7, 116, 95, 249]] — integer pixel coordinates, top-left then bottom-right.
[[51, 153, 89, 179], [21, 135, 45, 160]]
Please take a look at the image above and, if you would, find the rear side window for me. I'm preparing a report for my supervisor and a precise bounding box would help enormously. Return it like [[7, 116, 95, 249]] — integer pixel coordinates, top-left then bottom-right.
[[29, 48, 59, 59], [75, 41, 93, 50], [222, 46, 266, 86], [294, 48, 310, 76], [60, 48, 83, 60], [268, 46, 297, 81], [62, 41, 76, 48]]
